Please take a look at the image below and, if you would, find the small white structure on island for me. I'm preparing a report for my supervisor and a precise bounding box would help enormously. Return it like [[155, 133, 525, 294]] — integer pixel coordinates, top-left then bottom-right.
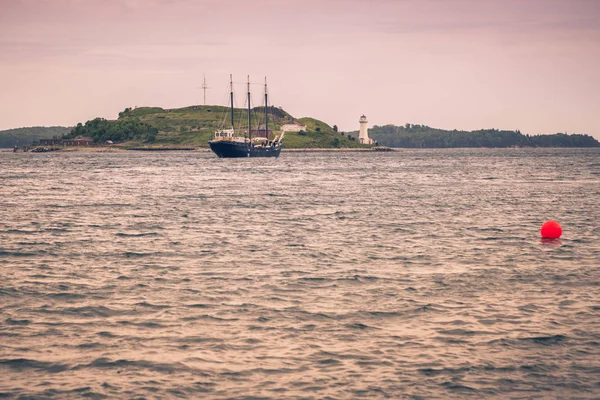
[[280, 120, 307, 133], [358, 114, 373, 144]]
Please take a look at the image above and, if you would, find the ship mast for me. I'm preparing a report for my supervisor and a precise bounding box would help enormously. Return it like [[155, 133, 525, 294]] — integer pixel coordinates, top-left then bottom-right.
[[202, 74, 208, 105], [264, 77, 268, 142], [247, 75, 251, 141], [229, 74, 234, 130]]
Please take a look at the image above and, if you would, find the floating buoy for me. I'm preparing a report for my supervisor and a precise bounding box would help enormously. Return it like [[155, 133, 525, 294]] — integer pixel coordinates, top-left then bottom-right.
[[541, 220, 562, 239]]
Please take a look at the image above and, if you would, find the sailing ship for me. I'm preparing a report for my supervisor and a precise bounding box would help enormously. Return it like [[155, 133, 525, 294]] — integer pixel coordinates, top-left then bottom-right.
[[209, 75, 284, 158]]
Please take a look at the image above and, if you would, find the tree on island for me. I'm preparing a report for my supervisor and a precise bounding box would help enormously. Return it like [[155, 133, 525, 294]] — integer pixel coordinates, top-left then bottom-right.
[[118, 107, 133, 118]]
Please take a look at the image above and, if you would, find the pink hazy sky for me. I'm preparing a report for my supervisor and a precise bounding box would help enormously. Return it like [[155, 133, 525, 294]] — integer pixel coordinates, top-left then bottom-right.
[[1, 0, 599, 138]]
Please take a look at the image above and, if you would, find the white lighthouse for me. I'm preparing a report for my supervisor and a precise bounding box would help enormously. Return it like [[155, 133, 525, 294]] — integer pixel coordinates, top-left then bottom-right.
[[358, 114, 373, 144]]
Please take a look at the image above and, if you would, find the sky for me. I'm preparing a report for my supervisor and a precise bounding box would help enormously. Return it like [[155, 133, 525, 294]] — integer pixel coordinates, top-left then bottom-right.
[[1, 0, 599, 138]]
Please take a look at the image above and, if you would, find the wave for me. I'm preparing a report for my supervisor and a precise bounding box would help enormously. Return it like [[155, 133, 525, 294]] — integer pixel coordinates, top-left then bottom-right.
[[73, 358, 200, 374], [344, 323, 377, 330], [39, 306, 127, 318], [134, 302, 171, 309], [186, 303, 214, 309], [180, 314, 240, 322], [3, 386, 109, 399], [5, 318, 31, 325], [0, 287, 19, 297], [0, 358, 70, 373], [115, 232, 159, 237], [123, 251, 155, 258], [47, 292, 88, 300], [3, 229, 37, 234], [0, 250, 48, 257], [519, 334, 567, 345]]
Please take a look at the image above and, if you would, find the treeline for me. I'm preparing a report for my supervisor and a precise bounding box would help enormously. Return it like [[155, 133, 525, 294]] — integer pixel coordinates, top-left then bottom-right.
[[365, 124, 599, 148], [63, 118, 158, 143], [0, 126, 72, 148]]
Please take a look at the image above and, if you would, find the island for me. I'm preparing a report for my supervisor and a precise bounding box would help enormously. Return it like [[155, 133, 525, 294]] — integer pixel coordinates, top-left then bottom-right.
[[2, 106, 599, 150], [61, 106, 368, 150], [353, 124, 599, 148]]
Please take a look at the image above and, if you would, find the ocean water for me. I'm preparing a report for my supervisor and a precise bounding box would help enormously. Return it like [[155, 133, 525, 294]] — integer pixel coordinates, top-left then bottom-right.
[[0, 148, 599, 399]]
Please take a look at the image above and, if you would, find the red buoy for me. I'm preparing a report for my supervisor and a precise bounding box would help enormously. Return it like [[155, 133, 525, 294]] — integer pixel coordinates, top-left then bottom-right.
[[541, 220, 562, 239]]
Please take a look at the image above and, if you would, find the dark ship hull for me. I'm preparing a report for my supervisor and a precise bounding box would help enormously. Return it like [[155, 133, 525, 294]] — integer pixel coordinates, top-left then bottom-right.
[[209, 140, 281, 158]]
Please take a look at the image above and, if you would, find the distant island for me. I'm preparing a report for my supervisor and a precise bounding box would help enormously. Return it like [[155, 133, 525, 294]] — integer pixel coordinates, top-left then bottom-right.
[[350, 124, 599, 148], [2, 107, 598, 149], [0, 126, 72, 148]]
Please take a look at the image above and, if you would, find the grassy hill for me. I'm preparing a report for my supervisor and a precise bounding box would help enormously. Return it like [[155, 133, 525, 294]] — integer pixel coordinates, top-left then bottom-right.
[[0, 126, 72, 148], [115, 105, 367, 149]]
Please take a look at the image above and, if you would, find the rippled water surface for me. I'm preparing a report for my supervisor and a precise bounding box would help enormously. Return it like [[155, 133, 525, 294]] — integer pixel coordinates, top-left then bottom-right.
[[1, 148, 599, 399]]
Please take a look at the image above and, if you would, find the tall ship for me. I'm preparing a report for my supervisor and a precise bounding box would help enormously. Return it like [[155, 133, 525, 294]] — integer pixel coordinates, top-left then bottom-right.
[[209, 75, 284, 158]]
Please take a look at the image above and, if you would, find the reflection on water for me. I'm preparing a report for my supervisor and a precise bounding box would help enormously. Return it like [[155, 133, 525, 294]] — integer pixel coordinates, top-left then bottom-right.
[[540, 238, 562, 247], [1, 148, 599, 398]]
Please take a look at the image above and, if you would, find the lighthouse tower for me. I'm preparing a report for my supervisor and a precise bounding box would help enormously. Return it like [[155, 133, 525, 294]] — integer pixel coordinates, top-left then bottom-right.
[[358, 114, 372, 144]]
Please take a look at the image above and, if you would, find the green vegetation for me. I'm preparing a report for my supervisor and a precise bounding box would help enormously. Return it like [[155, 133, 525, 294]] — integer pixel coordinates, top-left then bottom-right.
[[63, 118, 158, 144], [65, 105, 365, 149], [11, 110, 594, 150], [358, 124, 600, 148], [0, 126, 72, 148], [282, 117, 365, 148], [283, 129, 363, 149]]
